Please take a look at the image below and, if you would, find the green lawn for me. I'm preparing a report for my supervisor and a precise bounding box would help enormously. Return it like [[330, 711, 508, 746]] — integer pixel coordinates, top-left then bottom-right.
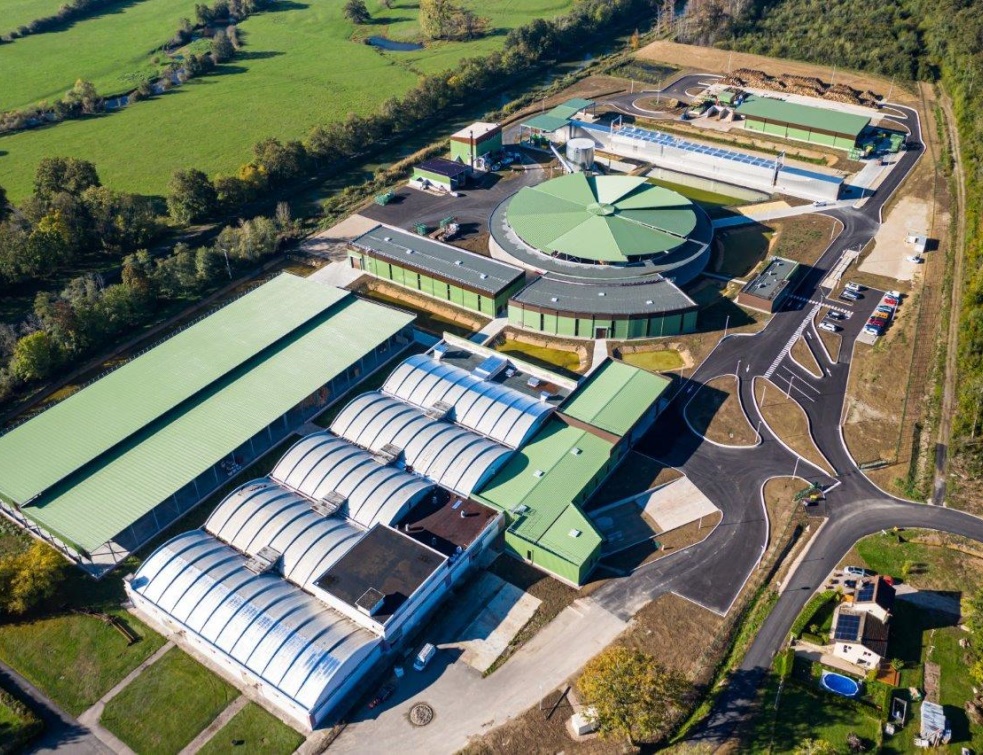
[[768, 679, 881, 753], [647, 178, 748, 211], [621, 349, 684, 372], [856, 530, 983, 592], [493, 339, 582, 376], [3, 0, 68, 33], [198, 702, 304, 755], [0, 0, 574, 200], [0, 0, 189, 111], [102, 647, 238, 754], [0, 609, 166, 715], [0, 686, 42, 754]]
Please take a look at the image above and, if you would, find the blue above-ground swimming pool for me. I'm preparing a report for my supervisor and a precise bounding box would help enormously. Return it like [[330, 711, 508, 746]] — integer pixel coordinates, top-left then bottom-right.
[[820, 671, 861, 698]]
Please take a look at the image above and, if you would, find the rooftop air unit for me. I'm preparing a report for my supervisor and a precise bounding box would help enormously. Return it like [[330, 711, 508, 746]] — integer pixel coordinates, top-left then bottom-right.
[[355, 588, 386, 617], [473, 355, 508, 381], [425, 400, 454, 421]]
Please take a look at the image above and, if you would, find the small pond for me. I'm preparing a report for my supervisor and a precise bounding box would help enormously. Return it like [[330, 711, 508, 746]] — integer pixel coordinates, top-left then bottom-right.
[[366, 36, 423, 52]]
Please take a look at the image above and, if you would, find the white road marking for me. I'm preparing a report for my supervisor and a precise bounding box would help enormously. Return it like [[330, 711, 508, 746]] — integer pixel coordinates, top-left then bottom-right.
[[787, 294, 852, 316], [764, 304, 820, 379]]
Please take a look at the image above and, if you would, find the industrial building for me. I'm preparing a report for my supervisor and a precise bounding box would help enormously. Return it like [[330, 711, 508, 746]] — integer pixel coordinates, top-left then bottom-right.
[[586, 120, 845, 202], [0, 274, 414, 574], [411, 157, 470, 192], [490, 173, 711, 339], [736, 257, 799, 313], [126, 340, 575, 729], [475, 358, 672, 585], [449, 122, 503, 168], [348, 224, 526, 317], [519, 98, 596, 144], [737, 95, 870, 150]]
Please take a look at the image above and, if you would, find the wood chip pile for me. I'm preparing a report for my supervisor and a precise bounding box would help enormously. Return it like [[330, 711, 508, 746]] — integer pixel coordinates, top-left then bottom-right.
[[722, 68, 880, 107]]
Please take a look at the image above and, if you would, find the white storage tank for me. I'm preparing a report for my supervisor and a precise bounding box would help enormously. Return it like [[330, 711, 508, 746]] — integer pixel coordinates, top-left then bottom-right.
[[565, 138, 595, 171]]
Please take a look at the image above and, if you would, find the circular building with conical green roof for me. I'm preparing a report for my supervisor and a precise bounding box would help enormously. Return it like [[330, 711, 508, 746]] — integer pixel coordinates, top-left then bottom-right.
[[490, 173, 713, 341]]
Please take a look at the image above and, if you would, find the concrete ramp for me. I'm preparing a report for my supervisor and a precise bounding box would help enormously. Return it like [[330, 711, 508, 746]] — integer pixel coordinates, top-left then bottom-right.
[[591, 475, 719, 555], [451, 572, 541, 673]]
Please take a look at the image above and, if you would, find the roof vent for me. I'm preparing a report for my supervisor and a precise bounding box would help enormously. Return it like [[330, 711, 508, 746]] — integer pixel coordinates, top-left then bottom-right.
[[569, 529, 582, 538], [598, 291, 606, 297], [355, 588, 386, 617], [570, 447, 582, 456], [511, 504, 529, 515], [311, 491, 346, 517], [533, 469, 545, 478], [539, 391, 551, 403], [383, 236, 392, 242], [550, 296, 558, 303], [454, 260, 463, 265], [645, 299, 654, 305], [426, 400, 454, 421], [244, 546, 281, 575], [373, 443, 402, 465], [527, 376, 542, 388], [479, 273, 488, 280]]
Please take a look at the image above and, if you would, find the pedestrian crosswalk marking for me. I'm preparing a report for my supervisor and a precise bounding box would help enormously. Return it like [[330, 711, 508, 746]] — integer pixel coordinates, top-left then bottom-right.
[[764, 304, 820, 379], [787, 295, 852, 316]]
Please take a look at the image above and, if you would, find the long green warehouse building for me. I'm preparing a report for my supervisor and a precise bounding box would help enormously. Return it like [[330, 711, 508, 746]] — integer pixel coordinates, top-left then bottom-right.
[[737, 95, 870, 150], [0, 274, 414, 574]]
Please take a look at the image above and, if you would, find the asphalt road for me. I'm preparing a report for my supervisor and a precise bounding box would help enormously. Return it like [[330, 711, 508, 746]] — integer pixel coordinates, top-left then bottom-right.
[[582, 93, 980, 743]]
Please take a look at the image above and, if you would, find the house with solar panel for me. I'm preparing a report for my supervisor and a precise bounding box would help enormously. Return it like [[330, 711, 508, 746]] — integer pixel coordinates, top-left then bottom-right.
[[829, 576, 896, 669]]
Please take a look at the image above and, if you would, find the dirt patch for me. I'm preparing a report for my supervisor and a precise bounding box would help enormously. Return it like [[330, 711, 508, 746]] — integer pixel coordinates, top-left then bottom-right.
[[685, 374, 758, 446], [768, 215, 839, 266], [636, 41, 916, 105], [754, 377, 834, 475], [790, 336, 822, 378], [589, 452, 682, 510], [812, 307, 841, 362], [860, 195, 938, 282], [762, 476, 812, 553]]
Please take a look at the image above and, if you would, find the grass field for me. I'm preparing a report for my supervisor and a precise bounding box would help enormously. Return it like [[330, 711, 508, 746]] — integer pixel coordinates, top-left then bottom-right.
[[493, 339, 583, 375], [0, 610, 166, 715], [0, 0, 574, 200], [3, 0, 68, 33], [715, 225, 771, 279], [1, 0, 189, 111], [101, 646, 238, 753], [198, 702, 304, 755], [621, 349, 684, 372]]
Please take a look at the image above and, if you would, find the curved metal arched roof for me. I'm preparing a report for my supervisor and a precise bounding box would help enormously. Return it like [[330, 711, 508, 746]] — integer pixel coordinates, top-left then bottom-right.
[[205, 481, 363, 589], [382, 354, 552, 449], [130, 530, 377, 715], [330, 393, 512, 497], [271, 433, 432, 529]]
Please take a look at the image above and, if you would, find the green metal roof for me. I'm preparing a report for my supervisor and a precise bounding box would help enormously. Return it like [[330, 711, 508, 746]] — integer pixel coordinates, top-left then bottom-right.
[[521, 113, 571, 133], [738, 96, 870, 138], [13, 278, 414, 551], [506, 175, 698, 263], [561, 360, 671, 437], [0, 274, 346, 506], [474, 419, 607, 564]]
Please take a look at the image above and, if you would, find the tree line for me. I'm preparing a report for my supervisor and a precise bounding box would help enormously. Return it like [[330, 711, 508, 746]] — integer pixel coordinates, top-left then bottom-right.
[[0, 160, 288, 404], [167, 0, 660, 225]]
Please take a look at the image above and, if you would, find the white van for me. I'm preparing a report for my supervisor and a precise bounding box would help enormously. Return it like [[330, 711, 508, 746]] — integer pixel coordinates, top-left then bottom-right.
[[413, 643, 437, 671], [844, 282, 863, 292]]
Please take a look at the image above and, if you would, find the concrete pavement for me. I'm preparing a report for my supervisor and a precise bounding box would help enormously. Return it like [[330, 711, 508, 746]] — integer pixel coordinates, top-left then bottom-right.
[[328, 600, 626, 753]]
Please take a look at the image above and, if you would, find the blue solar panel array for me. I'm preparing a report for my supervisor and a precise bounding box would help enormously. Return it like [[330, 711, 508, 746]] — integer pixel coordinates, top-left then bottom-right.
[[833, 613, 862, 641], [856, 581, 876, 602], [615, 124, 779, 170]]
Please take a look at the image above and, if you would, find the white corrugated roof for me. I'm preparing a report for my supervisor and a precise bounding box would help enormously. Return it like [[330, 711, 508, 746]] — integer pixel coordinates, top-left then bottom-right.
[[330, 392, 512, 496], [382, 354, 552, 448], [130, 530, 378, 714]]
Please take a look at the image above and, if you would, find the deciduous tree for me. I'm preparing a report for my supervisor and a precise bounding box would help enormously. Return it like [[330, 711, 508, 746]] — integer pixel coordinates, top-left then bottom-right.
[[0, 542, 67, 616], [343, 0, 371, 24], [578, 646, 689, 745], [9, 331, 63, 382], [167, 169, 218, 224]]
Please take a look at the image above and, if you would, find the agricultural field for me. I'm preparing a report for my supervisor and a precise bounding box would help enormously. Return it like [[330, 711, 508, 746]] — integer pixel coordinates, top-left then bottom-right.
[[3, 0, 67, 33], [0, 0, 575, 200]]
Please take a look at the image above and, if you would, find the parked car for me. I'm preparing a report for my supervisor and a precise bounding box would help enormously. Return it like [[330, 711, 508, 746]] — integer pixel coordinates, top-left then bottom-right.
[[827, 311, 846, 321], [882, 296, 900, 307], [887, 290, 903, 299], [368, 683, 396, 709], [864, 326, 883, 336], [845, 282, 865, 292], [844, 566, 874, 577], [818, 320, 840, 333], [413, 643, 437, 671], [907, 255, 925, 263], [838, 294, 857, 303]]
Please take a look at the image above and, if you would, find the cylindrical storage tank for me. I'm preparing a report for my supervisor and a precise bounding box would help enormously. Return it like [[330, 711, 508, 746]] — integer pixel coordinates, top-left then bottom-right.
[[565, 138, 595, 171]]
